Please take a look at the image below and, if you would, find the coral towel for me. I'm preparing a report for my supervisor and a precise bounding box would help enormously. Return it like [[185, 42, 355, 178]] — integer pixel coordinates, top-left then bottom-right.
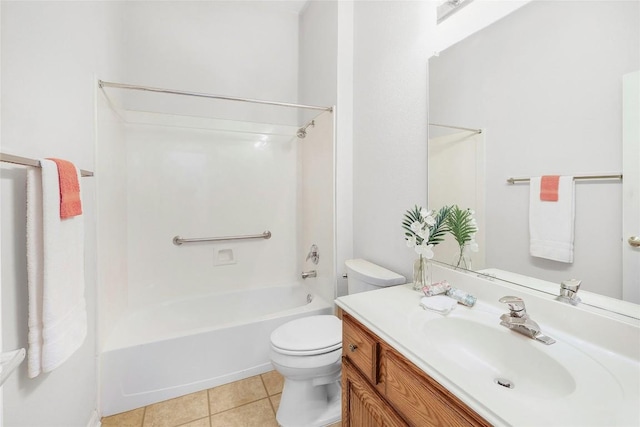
[[540, 175, 560, 201], [26, 159, 87, 378], [529, 176, 575, 263], [46, 158, 82, 218]]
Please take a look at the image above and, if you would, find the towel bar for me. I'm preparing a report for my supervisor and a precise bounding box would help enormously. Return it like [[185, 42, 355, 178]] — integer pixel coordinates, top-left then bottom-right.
[[0, 153, 94, 177], [507, 174, 622, 184]]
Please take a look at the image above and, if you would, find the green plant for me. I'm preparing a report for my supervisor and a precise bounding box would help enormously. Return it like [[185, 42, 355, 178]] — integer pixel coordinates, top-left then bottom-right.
[[446, 205, 478, 267]]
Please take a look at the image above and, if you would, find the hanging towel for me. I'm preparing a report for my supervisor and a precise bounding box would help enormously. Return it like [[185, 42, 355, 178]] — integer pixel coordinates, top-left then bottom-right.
[[26, 160, 87, 378], [540, 175, 560, 201], [529, 176, 575, 263], [46, 158, 82, 218]]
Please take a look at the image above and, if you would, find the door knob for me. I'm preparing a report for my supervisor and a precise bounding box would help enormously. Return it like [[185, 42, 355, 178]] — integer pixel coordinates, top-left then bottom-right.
[[628, 236, 640, 248]]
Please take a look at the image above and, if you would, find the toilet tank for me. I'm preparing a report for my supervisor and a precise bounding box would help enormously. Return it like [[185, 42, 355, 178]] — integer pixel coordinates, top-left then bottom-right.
[[345, 259, 406, 294]]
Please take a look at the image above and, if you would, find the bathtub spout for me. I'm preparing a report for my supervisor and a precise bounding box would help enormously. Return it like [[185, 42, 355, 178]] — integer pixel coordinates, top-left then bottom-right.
[[301, 270, 317, 279]]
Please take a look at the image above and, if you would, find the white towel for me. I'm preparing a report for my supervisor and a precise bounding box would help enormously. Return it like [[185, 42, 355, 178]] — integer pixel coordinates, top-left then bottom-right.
[[26, 160, 87, 378], [529, 176, 575, 263], [419, 296, 457, 315]]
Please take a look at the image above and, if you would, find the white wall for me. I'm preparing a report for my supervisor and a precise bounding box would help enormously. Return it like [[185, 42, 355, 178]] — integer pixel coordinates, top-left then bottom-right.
[[119, 1, 300, 126], [1, 1, 122, 425], [351, 1, 431, 281]]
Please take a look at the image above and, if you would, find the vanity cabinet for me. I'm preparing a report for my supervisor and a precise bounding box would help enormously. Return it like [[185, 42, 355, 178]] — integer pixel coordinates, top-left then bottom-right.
[[341, 313, 491, 427]]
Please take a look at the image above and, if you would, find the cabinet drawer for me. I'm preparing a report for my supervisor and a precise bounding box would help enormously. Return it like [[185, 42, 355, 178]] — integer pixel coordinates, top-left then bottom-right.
[[343, 314, 378, 383]]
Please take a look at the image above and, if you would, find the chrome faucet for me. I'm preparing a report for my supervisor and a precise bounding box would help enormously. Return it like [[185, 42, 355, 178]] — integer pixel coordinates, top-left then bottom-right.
[[557, 279, 582, 305], [301, 270, 317, 279], [498, 296, 555, 345]]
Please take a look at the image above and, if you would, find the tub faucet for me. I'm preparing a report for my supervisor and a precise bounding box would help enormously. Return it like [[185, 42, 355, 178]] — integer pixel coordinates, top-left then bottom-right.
[[498, 296, 555, 345], [301, 270, 317, 279]]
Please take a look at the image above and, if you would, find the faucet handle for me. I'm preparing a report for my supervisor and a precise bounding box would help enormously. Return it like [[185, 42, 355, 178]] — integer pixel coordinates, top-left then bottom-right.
[[558, 279, 582, 305], [499, 296, 527, 317], [560, 279, 581, 294]]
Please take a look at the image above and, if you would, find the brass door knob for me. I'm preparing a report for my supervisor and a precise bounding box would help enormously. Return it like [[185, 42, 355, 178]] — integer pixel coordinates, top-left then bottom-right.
[[629, 236, 640, 248]]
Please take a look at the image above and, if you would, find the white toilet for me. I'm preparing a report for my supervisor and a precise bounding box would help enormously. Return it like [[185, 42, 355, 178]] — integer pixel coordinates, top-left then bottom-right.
[[269, 259, 405, 427]]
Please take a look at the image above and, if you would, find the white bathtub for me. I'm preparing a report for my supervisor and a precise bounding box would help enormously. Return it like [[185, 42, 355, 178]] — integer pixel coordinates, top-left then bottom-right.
[[101, 285, 333, 416]]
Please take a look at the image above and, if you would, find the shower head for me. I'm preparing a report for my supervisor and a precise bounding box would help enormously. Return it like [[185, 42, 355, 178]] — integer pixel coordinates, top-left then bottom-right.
[[296, 120, 315, 139]]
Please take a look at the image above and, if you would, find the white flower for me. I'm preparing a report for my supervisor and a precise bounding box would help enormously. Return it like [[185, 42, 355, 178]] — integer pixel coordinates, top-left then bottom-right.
[[417, 226, 430, 241], [405, 235, 416, 248], [425, 215, 436, 227], [415, 243, 435, 259], [419, 207, 431, 219], [410, 221, 423, 234]]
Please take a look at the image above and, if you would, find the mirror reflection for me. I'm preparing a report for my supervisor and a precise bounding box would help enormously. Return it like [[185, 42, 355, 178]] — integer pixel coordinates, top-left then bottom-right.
[[428, 1, 639, 310]]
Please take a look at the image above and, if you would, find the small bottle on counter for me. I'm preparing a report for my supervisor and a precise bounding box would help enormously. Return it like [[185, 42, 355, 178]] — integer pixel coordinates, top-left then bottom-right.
[[422, 280, 451, 296], [445, 287, 477, 307]]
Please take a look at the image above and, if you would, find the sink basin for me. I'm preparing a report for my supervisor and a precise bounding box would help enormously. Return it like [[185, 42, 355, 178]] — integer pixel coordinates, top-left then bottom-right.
[[421, 316, 621, 408], [423, 317, 576, 398]]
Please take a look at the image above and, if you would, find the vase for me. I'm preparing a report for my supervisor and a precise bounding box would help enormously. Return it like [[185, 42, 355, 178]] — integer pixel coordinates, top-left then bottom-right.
[[452, 249, 472, 271], [413, 255, 431, 291]]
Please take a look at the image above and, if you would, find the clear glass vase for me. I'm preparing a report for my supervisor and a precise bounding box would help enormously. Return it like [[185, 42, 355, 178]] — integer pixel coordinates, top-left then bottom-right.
[[413, 255, 431, 291], [452, 248, 472, 271]]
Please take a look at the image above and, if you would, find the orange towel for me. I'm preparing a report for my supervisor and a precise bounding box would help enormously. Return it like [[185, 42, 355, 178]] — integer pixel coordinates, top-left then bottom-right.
[[46, 158, 82, 218], [540, 175, 560, 201]]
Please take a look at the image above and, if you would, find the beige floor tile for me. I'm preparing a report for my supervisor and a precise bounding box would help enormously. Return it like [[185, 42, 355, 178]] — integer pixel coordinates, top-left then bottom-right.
[[208, 375, 268, 414], [327, 422, 342, 427], [101, 408, 145, 427], [178, 417, 211, 427], [143, 390, 209, 427], [210, 399, 278, 427], [269, 393, 281, 413], [261, 370, 284, 396]]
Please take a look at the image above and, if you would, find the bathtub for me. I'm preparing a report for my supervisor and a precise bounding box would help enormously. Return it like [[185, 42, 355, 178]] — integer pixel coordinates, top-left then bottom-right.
[[100, 285, 333, 416]]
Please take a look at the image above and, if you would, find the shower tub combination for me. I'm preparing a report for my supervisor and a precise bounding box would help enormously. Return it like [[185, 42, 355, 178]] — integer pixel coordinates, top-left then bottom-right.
[[101, 285, 332, 416]]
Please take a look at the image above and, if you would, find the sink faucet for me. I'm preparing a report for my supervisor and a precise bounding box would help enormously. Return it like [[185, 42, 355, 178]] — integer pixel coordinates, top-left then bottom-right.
[[557, 279, 581, 305], [498, 296, 555, 345]]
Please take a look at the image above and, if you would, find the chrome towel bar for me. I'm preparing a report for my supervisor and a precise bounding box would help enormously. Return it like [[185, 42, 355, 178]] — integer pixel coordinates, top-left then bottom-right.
[[173, 231, 271, 246], [0, 152, 94, 177], [507, 174, 622, 184]]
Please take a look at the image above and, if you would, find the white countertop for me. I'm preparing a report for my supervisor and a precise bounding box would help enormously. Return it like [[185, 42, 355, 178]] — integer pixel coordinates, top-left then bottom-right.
[[336, 275, 640, 427]]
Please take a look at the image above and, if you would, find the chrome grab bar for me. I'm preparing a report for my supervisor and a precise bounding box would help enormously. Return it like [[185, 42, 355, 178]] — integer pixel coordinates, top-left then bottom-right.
[[173, 231, 271, 246]]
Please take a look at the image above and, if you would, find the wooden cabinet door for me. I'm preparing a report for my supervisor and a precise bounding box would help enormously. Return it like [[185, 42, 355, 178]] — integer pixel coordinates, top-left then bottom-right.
[[343, 358, 407, 427], [383, 350, 490, 427]]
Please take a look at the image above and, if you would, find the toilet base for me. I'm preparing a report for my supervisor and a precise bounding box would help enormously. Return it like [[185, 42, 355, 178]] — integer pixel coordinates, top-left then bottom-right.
[[276, 377, 342, 427]]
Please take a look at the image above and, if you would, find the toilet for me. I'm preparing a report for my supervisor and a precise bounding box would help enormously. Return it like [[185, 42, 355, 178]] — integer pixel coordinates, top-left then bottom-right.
[[269, 259, 405, 427]]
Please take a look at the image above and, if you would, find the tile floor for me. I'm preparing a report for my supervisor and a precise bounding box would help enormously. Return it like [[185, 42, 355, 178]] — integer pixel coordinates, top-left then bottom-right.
[[101, 370, 342, 427]]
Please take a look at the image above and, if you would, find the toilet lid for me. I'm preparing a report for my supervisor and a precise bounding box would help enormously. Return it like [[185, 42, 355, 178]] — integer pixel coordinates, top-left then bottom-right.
[[271, 315, 342, 356]]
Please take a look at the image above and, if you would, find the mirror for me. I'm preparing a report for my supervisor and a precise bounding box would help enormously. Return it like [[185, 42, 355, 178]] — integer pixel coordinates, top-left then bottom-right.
[[428, 0, 639, 314]]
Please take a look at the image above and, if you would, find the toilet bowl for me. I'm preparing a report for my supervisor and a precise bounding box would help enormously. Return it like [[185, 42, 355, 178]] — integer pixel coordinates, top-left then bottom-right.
[[269, 260, 405, 426], [270, 315, 342, 427]]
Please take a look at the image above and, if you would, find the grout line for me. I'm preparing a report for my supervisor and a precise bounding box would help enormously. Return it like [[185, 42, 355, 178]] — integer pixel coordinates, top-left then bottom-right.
[[260, 374, 279, 416], [259, 373, 269, 396], [174, 415, 211, 427], [140, 406, 147, 427]]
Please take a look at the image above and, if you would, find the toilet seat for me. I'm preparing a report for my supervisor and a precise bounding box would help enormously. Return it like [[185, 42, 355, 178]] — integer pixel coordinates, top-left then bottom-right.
[[271, 315, 342, 356]]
